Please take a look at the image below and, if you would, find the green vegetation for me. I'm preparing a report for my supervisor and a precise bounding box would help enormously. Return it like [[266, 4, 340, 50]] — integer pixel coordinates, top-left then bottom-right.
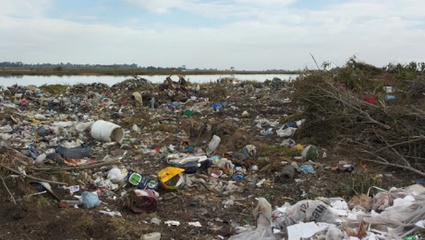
[[37, 196, 51, 207], [39, 84, 68, 94], [0, 61, 300, 76], [0, 68, 299, 76]]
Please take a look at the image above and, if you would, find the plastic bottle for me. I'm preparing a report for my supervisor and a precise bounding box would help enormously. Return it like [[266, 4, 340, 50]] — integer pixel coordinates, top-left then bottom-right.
[[150, 97, 155, 109], [207, 135, 221, 154]]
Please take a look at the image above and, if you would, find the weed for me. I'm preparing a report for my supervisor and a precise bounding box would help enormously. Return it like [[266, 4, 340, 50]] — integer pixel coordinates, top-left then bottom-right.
[[108, 218, 130, 237], [242, 80, 261, 85], [203, 85, 228, 102], [37, 196, 51, 207], [39, 84, 68, 94], [76, 212, 95, 230], [350, 170, 381, 196]]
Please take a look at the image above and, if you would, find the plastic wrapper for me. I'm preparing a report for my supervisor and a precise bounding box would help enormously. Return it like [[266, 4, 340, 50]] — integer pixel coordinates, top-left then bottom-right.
[[364, 193, 425, 239]]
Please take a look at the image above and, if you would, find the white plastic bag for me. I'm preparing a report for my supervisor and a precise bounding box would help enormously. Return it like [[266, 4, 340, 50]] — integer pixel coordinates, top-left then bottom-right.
[[273, 200, 337, 229], [228, 198, 281, 240]]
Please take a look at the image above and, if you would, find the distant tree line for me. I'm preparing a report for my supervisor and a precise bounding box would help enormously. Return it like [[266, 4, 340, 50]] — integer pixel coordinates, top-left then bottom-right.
[[0, 61, 188, 71]]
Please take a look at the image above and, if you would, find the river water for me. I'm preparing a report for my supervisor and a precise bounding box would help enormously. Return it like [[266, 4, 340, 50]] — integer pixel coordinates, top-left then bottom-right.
[[0, 74, 299, 87]]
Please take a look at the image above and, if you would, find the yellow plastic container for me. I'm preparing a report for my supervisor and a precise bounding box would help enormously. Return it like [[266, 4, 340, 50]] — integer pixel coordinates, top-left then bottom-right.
[[157, 167, 185, 190]]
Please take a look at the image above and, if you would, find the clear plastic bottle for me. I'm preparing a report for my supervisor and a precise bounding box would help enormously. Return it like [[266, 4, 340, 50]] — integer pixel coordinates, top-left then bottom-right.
[[207, 135, 221, 154], [150, 97, 155, 109]]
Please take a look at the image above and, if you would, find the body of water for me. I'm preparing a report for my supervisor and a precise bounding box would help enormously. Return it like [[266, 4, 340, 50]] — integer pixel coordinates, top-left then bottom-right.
[[0, 74, 299, 87]]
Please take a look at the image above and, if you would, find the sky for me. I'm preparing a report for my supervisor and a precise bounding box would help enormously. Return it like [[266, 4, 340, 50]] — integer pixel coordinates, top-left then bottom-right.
[[0, 0, 424, 70]]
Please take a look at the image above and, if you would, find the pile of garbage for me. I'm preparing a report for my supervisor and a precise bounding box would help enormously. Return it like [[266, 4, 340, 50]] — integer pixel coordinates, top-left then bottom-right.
[[0, 66, 424, 239], [230, 184, 425, 239]]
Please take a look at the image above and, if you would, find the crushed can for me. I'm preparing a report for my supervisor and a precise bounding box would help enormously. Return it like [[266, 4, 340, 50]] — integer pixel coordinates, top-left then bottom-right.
[[125, 170, 158, 190]]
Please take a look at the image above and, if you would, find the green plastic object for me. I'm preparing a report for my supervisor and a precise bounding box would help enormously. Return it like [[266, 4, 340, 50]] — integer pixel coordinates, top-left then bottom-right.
[[183, 109, 193, 116], [403, 235, 419, 240], [302, 145, 318, 161], [128, 173, 142, 186]]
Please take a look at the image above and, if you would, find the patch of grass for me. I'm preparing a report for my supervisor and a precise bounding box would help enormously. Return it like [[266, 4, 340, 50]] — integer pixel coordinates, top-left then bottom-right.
[[108, 218, 131, 237], [252, 143, 301, 171], [76, 212, 95, 230], [204, 85, 228, 102], [37, 196, 51, 207], [39, 84, 68, 94], [350, 170, 381, 196], [255, 143, 300, 159], [107, 212, 154, 238], [242, 80, 261, 85]]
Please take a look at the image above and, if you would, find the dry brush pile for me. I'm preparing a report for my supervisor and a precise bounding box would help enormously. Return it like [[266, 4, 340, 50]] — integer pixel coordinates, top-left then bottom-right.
[[292, 59, 425, 177]]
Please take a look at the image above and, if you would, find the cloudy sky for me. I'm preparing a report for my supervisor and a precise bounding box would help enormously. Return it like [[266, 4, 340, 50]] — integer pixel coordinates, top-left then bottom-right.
[[1, 0, 424, 70]]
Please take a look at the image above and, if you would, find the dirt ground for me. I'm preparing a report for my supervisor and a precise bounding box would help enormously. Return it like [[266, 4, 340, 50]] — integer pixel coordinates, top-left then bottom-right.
[[0, 77, 420, 240]]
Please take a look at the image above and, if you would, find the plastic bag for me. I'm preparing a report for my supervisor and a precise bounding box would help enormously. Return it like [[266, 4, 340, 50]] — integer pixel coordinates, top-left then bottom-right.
[[272, 200, 337, 230], [81, 191, 101, 209], [363, 192, 425, 238], [228, 198, 281, 240], [372, 191, 394, 212], [128, 189, 158, 213], [55, 143, 92, 159]]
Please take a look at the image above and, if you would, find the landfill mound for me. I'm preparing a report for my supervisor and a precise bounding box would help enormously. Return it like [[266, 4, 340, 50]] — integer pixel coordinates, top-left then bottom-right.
[[0, 63, 424, 240]]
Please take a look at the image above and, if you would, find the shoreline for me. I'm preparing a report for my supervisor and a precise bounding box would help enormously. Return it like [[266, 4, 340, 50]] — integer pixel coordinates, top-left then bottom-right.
[[0, 68, 301, 77]]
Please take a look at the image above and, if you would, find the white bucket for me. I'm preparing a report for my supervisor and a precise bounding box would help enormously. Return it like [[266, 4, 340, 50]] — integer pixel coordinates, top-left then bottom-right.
[[90, 120, 124, 143]]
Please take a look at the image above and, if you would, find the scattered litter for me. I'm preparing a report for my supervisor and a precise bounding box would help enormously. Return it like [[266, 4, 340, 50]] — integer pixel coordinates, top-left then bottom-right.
[[188, 221, 202, 227], [164, 220, 181, 227], [99, 210, 122, 217], [0, 71, 424, 239]]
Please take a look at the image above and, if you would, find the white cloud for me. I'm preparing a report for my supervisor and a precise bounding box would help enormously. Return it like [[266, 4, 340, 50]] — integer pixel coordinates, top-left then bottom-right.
[[0, 0, 424, 70], [0, 0, 51, 18], [124, 0, 189, 13]]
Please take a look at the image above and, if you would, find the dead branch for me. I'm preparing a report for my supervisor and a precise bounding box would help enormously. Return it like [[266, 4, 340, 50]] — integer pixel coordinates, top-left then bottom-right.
[[0, 175, 16, 205], [31, 158, 120, 173], [0, 164, 67, 185], [360, 157, 425, 177], [292, 70, 425, 177]]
